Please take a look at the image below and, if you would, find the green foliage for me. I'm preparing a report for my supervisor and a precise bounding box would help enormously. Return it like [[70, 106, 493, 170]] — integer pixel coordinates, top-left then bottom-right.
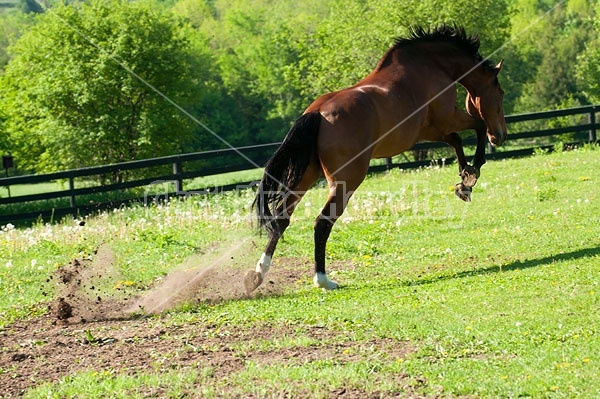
[[576, 2, 600, 104], [0, 0, 211, 175], [196, 0, 511, 129], [170, 0, 512, 149], [507, 0, 596, 113], [295, 0, 510, 99], [179, 0, 331, 143], [0, 0, 599, 174], [20, 0, 43, 14], [0, 13, 21, 69]]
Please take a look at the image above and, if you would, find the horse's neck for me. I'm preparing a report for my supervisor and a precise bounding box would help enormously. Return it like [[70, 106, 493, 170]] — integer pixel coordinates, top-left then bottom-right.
[[426, 52, 483, 94], [389, 46, 482, 94]]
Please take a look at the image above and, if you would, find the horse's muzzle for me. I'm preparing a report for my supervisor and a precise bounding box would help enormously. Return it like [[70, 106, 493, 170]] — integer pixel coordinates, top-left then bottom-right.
[[488, 130, 507, 146]]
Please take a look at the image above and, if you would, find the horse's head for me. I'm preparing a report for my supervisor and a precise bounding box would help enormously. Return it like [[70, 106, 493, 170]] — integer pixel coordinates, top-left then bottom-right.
[[466, 60, 507, 146]]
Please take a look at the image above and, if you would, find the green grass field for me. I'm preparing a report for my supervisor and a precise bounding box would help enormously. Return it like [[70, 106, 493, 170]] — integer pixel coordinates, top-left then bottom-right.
[[1, 146, 599, 398]]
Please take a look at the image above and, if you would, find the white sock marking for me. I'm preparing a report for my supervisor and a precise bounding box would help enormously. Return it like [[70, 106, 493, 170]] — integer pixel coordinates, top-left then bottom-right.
[[255, 253, 271, 276], [313, 273, 339, 290]]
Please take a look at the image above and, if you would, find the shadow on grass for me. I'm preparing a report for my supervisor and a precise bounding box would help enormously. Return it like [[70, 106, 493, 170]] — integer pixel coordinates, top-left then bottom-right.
[[403, 245, 600, 287]]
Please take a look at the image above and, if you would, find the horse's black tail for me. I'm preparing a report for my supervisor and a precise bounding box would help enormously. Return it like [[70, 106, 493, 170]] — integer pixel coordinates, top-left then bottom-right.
[[253, 111, 321, 240]]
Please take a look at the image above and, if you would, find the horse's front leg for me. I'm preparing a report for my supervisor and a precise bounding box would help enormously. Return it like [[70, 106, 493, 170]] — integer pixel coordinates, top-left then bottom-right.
[[472, 127, 487, 170], [454, 136, 484, 202], [460, 94, 489, 190], [440, 133, 474, 202], [460, 127, 487, 189], [444, 106, 490, 201]]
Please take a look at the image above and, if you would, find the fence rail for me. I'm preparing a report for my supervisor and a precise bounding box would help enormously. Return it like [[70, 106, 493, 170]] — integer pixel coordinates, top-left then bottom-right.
[[1, 104, 598, 224]]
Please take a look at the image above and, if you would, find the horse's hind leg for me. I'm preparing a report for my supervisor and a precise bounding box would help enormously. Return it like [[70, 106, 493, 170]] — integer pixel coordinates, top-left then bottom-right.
[[313, 170, 365, 290], [313, 187, 344, 290], [247, 161, 321, 292], [254, 196, 298, 275]]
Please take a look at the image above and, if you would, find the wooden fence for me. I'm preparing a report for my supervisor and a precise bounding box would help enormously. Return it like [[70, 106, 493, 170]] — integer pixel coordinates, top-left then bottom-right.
[[1, 104, 598, 224]]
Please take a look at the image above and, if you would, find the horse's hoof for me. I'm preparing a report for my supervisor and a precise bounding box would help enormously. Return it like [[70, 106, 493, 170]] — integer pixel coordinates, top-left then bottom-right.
[[313, 273, 339, 290], [244, 270, 264, 293], [454, 183, 472, 202], [460, 165, 480, 188]]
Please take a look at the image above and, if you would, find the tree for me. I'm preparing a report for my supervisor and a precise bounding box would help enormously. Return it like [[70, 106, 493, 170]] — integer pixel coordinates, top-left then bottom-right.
[[507, 0, 596, 113], [20, 0, 44, 14], [0, 0, 212, 176], [576, 2, 600, 103], [296, 0, 510, 99], [178, 0, 512, 146], [181, 0, 331, 144], [0, 10, 34, 70]]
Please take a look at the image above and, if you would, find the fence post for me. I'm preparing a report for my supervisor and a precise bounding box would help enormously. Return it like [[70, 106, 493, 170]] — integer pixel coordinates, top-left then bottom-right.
[[589, 108, 597, 142], [69, 176, 76, 216], [2, 155, 13, 198], [385, 157, 392, 170], [173, 158, 183, 194]]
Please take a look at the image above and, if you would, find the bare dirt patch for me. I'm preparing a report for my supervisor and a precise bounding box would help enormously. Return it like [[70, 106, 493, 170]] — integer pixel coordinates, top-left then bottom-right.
[[0, 313, 418, 398], [46, 241, 302, 323], [1, 244, 425, 398]]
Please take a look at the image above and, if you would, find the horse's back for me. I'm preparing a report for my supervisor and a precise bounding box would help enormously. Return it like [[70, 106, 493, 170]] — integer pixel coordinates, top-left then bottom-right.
[[312, 89, 379, 148], [307, 83, 427, 160]]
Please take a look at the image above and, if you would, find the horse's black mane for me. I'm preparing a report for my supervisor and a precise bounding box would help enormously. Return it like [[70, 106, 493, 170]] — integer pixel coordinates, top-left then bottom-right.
[[393, 24, 494, 69]]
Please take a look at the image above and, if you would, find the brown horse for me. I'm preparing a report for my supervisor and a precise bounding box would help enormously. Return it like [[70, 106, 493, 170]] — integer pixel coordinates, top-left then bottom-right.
[[246, 25, 507, 292]]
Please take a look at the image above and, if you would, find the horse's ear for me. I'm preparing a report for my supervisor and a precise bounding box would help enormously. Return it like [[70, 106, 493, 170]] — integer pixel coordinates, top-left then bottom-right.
[[495, 59, 504, 73]]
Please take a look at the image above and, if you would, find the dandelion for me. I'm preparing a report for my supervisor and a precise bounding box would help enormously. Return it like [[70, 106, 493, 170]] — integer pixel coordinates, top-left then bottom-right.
[[2, 223, 15, 232], [5, 260, 12, 268], [31, 259, 37, 268]]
